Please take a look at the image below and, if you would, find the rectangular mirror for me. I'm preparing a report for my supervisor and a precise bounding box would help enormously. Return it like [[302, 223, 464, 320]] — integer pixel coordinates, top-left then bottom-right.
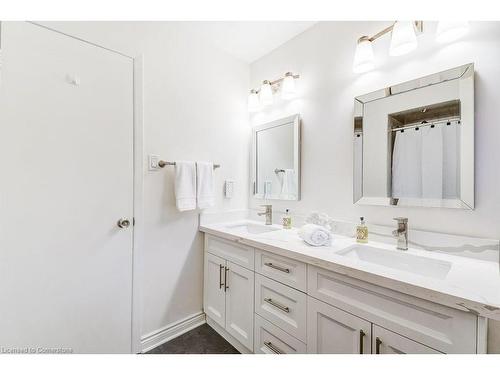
[[354, 63, 474, 209], [252, 114, 301, 200]]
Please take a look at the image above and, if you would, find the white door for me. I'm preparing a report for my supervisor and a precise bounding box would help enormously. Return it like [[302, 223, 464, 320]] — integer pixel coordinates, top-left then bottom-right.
[[0, 22, 134, 353], [225, 261, 254, 351], [373, 325, 442, 354], [203, 253, 226, 327], [307, 297, 372, 354]]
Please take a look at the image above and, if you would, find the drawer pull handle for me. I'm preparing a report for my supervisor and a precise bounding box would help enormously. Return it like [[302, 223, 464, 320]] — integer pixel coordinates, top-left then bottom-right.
[[264, 341, 284, 354], [376, 337, 382, 354], [264, 262, 290, 273], [224, 267, 229, 291], [219, 264, 224, 289], [264, 298, 290, 313], [359, 329, 365, 354]]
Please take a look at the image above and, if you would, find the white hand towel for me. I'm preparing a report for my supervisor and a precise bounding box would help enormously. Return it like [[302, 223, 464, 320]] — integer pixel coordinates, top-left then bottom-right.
[[298, 224, 332, 247], [174, 161, 197, 211], [196, 161, 215, 209]]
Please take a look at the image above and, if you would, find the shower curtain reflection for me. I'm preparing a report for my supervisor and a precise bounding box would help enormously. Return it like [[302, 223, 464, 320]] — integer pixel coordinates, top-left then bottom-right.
[[391, 122, 460, 200]]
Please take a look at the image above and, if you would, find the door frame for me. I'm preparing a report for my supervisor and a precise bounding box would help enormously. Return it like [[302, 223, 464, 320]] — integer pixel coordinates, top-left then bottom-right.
[[27, 22, 145, 353]]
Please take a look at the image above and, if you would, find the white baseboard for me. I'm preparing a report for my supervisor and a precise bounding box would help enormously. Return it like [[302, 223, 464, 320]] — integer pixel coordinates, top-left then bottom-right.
[[140, 312, 206, 353]]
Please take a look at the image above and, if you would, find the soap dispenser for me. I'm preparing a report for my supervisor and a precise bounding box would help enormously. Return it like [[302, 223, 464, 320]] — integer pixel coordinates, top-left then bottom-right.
[[356, 217, 368, 243], [282, 209, 292, 229]]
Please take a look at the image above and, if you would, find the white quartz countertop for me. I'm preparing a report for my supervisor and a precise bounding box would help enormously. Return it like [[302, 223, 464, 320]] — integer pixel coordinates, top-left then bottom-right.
[[200, 220, 500, 320]]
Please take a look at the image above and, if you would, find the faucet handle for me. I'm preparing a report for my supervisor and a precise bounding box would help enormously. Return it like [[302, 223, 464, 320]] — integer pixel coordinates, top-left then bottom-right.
[[393, 217, 408, 223]]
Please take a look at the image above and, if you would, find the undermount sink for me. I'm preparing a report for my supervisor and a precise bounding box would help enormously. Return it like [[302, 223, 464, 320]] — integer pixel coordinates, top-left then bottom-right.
[[225, 222, 281, 235], [337, 244, 452, 279]]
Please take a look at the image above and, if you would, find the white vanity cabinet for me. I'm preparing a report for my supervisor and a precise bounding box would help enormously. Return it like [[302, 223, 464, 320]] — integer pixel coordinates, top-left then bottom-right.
[[307, 265, 483, 354], [203, 233, 487, 354], [203, 237, 255, 351]]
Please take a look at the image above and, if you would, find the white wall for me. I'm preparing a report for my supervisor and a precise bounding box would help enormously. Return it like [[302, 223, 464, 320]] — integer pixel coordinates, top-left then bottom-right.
[[249, 21, 500, 353], [38, 22, 250, 341]]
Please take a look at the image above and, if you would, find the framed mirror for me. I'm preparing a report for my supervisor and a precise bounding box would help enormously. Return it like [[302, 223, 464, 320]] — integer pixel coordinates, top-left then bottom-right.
[[354, 63, 474, 209], [252, 114, 301, 200]]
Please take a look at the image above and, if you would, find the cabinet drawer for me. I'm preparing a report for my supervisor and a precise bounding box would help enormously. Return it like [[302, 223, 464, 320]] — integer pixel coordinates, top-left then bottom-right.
[[205, 234, 254, 270], [308, 265, 477, 353], [254, 314, 306, 354], [255, 273, 307, 342], [255, 249, 307, 292]]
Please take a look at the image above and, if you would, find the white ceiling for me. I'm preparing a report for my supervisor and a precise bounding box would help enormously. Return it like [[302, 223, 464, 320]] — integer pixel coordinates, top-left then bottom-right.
[[175, 21, 317, 63]]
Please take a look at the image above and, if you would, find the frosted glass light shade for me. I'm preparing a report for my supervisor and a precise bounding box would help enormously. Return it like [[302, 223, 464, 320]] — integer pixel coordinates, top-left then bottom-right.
[[436, 21, 469, 43], [353, 37, 375, 73], [390, 21, 418, 56], [248, 90, 260, 112], [281, 73, 296, 99], [259, 80, 273, 106]]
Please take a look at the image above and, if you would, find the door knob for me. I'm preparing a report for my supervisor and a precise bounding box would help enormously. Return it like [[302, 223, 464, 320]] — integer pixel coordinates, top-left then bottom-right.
[[117, 218, 131, 229]]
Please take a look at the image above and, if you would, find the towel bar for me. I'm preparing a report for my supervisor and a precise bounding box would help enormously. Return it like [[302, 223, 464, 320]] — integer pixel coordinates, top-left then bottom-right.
[[158, 160, 220, 169]]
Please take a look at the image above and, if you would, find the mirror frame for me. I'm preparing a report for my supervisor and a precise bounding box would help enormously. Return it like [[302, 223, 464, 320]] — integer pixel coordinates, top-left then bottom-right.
[[353, 63, 475, 209], [252, 114, 301, 201]]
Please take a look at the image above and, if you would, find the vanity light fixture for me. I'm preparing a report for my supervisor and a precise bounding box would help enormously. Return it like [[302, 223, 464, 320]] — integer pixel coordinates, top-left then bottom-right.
[[389, 21, 418, 56], [259, 80, 274, 106], [353, 21, 423, 73], [281, 72, 296, 99], [353, 21, 470, 74], [247, 72, 300, 111], [436, 21, 469, 43], [353, 36, 375, 73], [247, 89, 260, 112]]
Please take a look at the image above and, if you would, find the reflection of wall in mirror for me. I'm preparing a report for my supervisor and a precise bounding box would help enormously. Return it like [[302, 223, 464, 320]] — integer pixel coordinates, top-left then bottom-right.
[[362, 79, 459, 199], [257, 123, 296, 199]]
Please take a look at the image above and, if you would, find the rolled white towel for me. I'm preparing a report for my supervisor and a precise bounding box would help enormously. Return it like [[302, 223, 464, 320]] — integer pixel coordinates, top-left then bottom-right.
[[298, 224, 332, 247]]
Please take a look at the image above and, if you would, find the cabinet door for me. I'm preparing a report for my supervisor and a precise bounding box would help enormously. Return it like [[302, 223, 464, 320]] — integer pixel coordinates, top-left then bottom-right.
[[225, 261, 255, 351], [204, 253, 226, 327], [307, 297, 371, 354], [372, 325, 442, 354]]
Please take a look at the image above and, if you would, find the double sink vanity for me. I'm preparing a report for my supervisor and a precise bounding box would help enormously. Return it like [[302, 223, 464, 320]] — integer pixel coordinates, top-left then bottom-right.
[[198, 63, 499, 354], [200, 213, 500, 354]]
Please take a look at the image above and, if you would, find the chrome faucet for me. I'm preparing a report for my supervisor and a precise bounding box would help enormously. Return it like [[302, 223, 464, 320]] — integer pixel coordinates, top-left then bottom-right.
[[258, 205, 273, 225], [392, 217, 408, 250]]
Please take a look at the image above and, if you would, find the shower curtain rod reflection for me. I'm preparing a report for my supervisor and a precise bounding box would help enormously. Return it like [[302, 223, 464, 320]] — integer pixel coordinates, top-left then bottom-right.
[[390, 117, 461, 133], [158, 160, 221, 169]]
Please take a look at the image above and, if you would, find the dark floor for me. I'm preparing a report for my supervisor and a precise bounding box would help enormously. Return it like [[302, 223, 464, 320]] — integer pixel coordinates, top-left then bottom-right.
[[146, 324, 240, 354]]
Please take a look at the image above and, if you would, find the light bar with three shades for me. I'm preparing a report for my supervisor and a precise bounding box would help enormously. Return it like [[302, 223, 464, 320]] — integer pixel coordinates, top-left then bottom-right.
[[353, 21, 470, 74], [248, 72, 300, 112]]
